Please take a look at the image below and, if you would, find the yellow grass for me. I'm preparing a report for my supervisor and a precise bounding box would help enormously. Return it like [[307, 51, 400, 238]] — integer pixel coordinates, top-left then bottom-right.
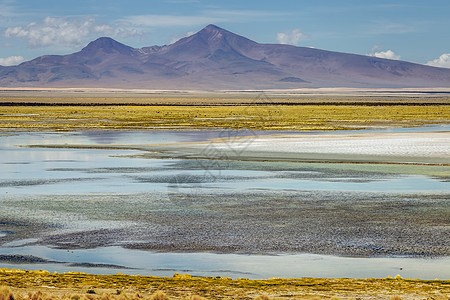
[[0, 105, 449, 131], [0, 269, 448, 300]]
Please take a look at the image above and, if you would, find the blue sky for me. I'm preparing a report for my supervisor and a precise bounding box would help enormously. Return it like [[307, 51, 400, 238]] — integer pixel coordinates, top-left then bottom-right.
[[0, 0, 449, 68]]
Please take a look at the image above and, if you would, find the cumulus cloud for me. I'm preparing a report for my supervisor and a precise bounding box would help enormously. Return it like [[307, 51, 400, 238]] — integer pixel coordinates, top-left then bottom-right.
[[426, 53, 450, 68], [4, 17, 141, 47], [368, 46, 401, 60], [0, 56, 24, 66], [370, 50, 401, 60], [276, 29, 305, 45]]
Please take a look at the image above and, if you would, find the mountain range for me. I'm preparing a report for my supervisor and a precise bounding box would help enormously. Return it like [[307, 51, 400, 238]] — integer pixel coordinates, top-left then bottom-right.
[[1, 24, 450, 90]]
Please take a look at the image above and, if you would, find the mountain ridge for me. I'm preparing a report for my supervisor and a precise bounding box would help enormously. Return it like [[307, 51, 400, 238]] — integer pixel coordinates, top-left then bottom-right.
[[1, 24, 449, 90]]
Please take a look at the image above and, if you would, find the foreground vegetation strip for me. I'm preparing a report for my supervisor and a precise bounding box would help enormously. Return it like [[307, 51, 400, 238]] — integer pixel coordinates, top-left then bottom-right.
[[1, 269, 449, 299]]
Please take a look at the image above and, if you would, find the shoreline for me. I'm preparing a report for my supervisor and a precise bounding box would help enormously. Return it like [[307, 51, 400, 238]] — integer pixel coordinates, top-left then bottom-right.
[[1, 268, 449, 300], [1, 246, 450, 280]]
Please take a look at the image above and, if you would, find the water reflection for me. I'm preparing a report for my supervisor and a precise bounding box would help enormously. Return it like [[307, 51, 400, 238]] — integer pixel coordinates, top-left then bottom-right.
[[0, 246, 449, 279]]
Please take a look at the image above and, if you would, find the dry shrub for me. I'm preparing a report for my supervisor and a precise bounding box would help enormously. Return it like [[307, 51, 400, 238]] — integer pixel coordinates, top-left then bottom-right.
[[100, 293, 110, 300], [29, 291, 45, 300], [184, 297, 206, 300], [117, 295, 129, 300], [149, 292, 169, 300], [0, 287, 14, 300], [390, 297, 403, 300], [1, 289, 163, 300], [254, 296, 270, 300]]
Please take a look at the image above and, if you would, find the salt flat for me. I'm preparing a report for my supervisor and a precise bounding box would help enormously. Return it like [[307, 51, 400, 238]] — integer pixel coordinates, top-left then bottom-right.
[[210, 131, 450, 159], [127, 130, 450, 166]]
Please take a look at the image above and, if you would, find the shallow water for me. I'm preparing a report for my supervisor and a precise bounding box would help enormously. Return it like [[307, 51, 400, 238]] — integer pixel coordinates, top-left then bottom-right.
[[0, 129, 449, 279], [0, 245, 449, 279], [1, 131, 448, 196]]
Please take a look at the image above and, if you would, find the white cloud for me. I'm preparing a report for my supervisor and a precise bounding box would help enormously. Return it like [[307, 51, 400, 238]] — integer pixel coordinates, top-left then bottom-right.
[[370, 50, 401, 60], [122, 10, 289, 28], [369, 22, 416, 35], [122, 15, 223, 27], [4, 17, 141, 48], [0, 2, 20, 19], [368, 46, 401, 60], [276, 29, 305, 45], [426, 53, 450, 68], [205, 10, 290, 19], [169, 31, 196, 44], [166, 0, 200, 2], [0, 56, 24, 66]]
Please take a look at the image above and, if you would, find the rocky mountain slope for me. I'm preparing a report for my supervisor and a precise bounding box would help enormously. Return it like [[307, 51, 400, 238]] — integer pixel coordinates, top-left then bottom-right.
[[1, 24, 449, 89]]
